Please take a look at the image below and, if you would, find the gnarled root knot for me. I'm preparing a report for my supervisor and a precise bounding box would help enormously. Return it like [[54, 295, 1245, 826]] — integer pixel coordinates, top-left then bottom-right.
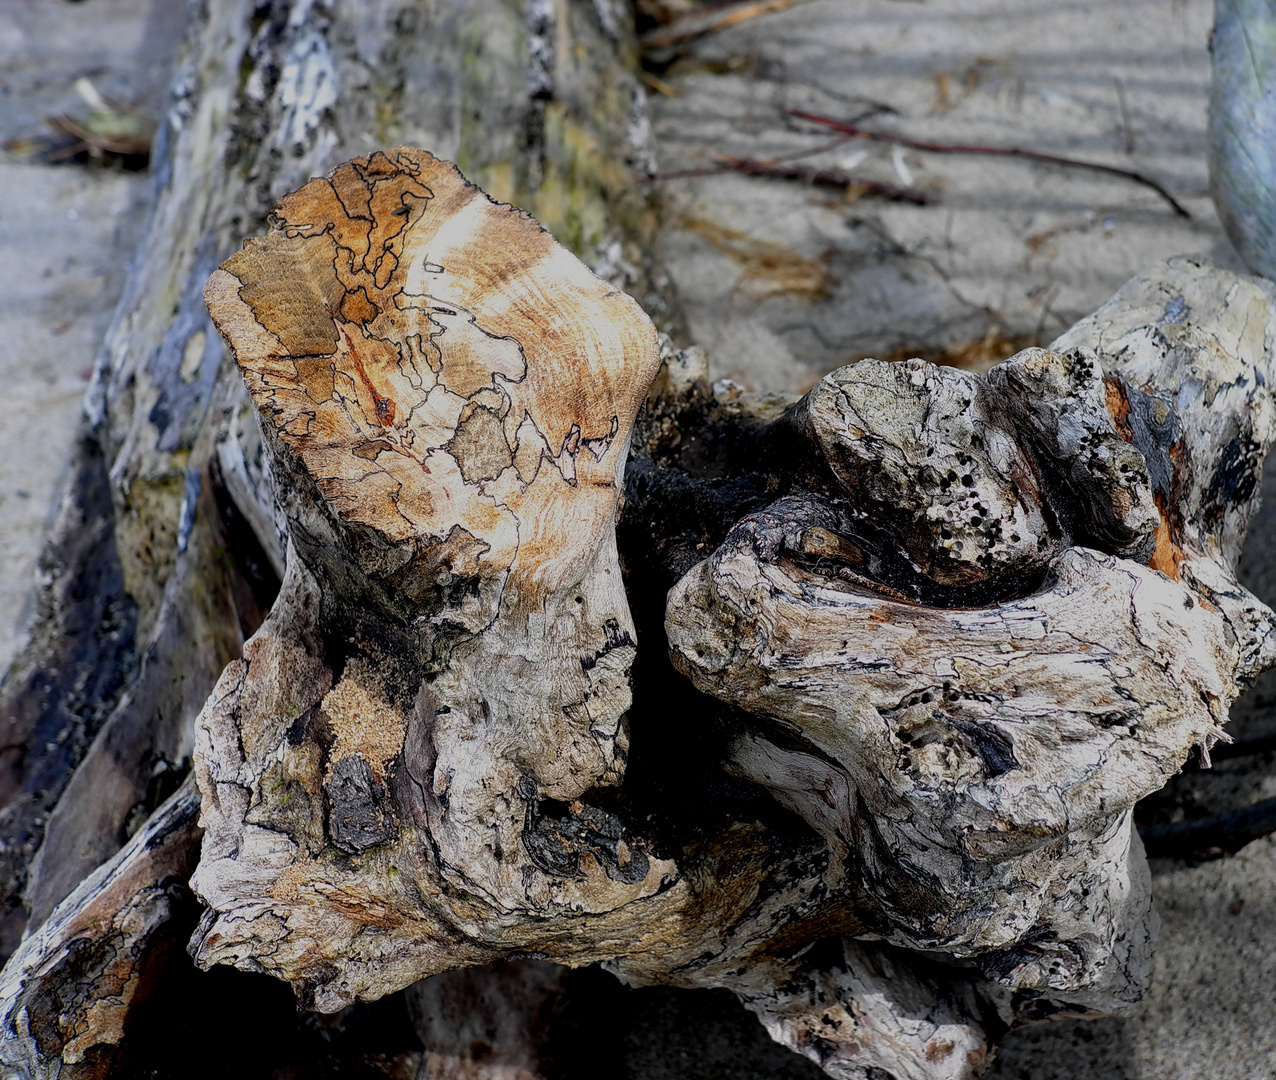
[[668, 255, 1276, 1041], [4, 137, 1270, 1080]]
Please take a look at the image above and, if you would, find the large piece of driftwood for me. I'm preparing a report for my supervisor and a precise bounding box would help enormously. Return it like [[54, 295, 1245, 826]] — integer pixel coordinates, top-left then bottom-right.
[[5, 4, 1276, 1077], [666, 255, 1276, 1013], [4, 118, 1274, 1079], [177, 123, 1274, 1080], [1210, 0, 1276, 281], [0, 0, 663, 960], [5, 168, 1275, 1076], [190, 147, 676, 1001]]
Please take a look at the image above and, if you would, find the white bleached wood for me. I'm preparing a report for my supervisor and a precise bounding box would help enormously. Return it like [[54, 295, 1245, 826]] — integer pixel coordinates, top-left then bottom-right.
[[668, 256, 1276, 1030]]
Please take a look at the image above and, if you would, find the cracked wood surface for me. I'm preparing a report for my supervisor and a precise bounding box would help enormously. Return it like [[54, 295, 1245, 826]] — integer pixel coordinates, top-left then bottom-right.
[[187, 134, 1276, 1080], [5, 163, 1276, 1080], [665, 255, 1276, 1025], [0, 778, 200, 1080], [184, 151, 1010, 1080], [193, 150, 679, 990]]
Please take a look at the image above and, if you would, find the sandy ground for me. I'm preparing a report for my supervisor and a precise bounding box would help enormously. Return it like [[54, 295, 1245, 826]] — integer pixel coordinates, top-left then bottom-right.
[[648, 0, 1236, 390], [1, 0, 1273, 1076], [0, 0, 184, 672]]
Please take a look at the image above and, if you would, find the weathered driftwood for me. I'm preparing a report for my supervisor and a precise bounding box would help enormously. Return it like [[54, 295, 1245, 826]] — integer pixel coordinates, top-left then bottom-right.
[[666, 255, 1276, 1016], [11, 128, 1275, 1074], [1210, 0, 1276, 281], [4, 121, 1276, 1080], [0, 777, 200, 1079], [0, 0, 663, 960], [180, 125, 1275, 1080], [4, 4, 1276, 1078], [190, 147, 677, 1000]]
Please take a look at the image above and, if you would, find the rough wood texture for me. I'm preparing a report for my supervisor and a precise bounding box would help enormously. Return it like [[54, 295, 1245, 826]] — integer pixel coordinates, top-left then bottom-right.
[[666, 254, 1276, 1023], [183, 122, 1276, 1080], [192, 148, 673, 1001], [0, 0, 664, 960], [7, 165, 1276, 1079], [1210, 0, 1276, 281], [187, 151, 1011, 1080], [5, 2, 1276, 1077], [0, 778, 200, 1078]]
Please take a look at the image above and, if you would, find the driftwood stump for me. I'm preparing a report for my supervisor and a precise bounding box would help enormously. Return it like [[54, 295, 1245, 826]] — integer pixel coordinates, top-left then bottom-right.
[[2, 3, 1276, 1080]]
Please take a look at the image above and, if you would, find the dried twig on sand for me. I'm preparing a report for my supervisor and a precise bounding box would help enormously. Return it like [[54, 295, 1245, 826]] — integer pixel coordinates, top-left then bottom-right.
[[643, 155, 932, 203], [1140, 797, 1276, 859], [791, 108, 1191, 218], [679, 214, 833, 299]]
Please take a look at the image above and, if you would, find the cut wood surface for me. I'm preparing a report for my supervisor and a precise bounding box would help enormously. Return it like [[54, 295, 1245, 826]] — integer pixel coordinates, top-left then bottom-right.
[[192, 149, 679, 998], [0, 0, 664, 962], [6, 138, 1274, 1078]]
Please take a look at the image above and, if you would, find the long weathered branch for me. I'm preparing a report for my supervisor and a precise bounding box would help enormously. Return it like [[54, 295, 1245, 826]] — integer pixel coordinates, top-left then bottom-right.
[[0, 778, 200, 1078]]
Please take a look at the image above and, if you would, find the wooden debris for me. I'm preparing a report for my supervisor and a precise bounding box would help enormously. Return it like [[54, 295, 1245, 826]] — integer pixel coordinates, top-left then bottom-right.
[[665, 255, 1276, 1020], [1209, 0, 1276, 278], [193, 147, 673, 1006], [7, 114, 1276, 1079], [644, 156, 933, 204], [678, 214, 834, 299], [186, 137, 1276, 1075], [1139, 796, 1276, 859], [33, 79, 155, 167], [0, 779, 201, 1077], [641, 0, 811, 53]]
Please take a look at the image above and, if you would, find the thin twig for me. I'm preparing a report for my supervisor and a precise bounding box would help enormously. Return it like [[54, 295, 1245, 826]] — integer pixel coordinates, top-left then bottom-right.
[[1199, 734, 1276, 762], [1139, 796, 1276, 858], [718, 158, 933, 203], [790, 108, 1190, 219], [46, 115, 152, 157], [1113, 77, 1135, 154], [642, 0, 809, 51], [639, 155, 932, 204], [639, 71, 680, 97]]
